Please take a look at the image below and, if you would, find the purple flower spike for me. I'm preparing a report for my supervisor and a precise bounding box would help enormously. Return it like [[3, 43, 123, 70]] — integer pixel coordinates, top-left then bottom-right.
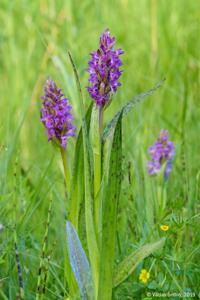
[[40, 78, 76, 149], [147, 130, 175, 178], [87, 29, 123, 107]]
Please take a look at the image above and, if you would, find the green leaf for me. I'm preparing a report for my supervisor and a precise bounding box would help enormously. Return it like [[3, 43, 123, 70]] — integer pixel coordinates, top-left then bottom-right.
[[64, 54, 94, 300], [113, 238, 166, 287], [67, 103, 93, 299], [69, 103, 93, 229], [102, 79, 165, 142], [68, 52, 99, 298], [98, 113, 122, 300], [66, 221, 95, 300]]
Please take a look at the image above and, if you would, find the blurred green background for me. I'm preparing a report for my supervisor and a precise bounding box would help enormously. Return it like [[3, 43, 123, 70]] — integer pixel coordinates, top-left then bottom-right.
[[0, 0, 200, 299], [0, 0, 199, 165]]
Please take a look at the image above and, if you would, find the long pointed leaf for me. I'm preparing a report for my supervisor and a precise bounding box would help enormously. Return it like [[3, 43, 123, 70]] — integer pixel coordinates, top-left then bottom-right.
[[98, 113, 122, 300], [68, 52, 99, 298], [66, 221, 95, 300], [67, 104, 93, 299], [102, 79, 165, 142], [69, 103, 93, 229], [113, 238, 166, 287]]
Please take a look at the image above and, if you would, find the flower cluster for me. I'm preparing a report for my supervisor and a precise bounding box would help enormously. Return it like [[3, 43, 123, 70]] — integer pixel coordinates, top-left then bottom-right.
[[40, 79, 76, 149], [87, 29, 123, 107], [147, 130, 174, 178]]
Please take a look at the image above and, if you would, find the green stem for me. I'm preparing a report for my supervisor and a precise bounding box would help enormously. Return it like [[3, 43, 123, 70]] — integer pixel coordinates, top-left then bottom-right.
[[94, 107, 103, 240], [60, 147, 71, 195], [99, 107, 103, 141], [156, 166, 167, 219]]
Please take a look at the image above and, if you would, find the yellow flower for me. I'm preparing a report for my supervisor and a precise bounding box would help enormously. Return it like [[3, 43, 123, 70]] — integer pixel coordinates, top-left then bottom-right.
[[160, 224, 169, 231], [139, 269, 150, 283]]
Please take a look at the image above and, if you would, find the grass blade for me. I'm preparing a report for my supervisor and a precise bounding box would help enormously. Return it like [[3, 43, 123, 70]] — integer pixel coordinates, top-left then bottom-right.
[[14, 235, 24, 300], [36, 195, 53, 300]]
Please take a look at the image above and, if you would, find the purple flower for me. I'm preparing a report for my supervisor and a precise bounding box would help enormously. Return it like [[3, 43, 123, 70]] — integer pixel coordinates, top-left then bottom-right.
[[147, 130, 175, 178], [87, 29, 123, 107], [40, 78, 76, 149], [147, 161, 161, 175]]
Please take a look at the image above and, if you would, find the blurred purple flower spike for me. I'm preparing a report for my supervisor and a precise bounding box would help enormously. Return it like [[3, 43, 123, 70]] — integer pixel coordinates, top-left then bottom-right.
[[147, 130, 175, 179], [40, 78, 76, 149]]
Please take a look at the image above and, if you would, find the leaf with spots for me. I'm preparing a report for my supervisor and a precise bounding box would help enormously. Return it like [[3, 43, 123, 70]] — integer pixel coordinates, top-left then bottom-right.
[[102, 79, 165, 142], [98, 112, 122, 300], [113, 238, 166, 287]]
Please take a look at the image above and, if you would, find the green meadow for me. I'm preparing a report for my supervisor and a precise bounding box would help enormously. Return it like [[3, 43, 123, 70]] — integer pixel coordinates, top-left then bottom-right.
[[0, 0, 200, 299]]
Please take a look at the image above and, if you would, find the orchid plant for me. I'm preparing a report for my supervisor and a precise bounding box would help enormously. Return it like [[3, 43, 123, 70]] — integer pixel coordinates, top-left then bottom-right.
[[39, 30, 167, 300]]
